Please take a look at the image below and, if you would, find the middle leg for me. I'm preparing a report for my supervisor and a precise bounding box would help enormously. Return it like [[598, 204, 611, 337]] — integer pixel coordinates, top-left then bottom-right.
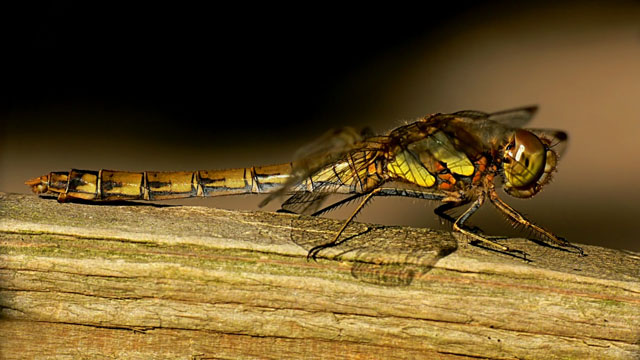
[[451, 194, 528, 257], [307, 187, 449, 260]]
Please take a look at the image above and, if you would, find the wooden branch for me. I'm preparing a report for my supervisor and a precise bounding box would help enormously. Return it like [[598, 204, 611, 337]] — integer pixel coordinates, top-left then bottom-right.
[[1, 192, 639, 359]]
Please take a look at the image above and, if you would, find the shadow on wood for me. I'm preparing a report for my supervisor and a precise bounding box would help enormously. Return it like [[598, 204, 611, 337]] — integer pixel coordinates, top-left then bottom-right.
[[1, 192, 639, 359]]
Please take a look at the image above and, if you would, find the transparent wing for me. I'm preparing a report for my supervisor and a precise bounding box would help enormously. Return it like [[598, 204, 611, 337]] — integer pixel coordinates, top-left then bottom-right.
[[292, 126, 374, 162], [451, 110, 489, 120], [488, 105, 538, 127], [280, 191, 330, 214], [453, 105, 538, 128], [280, 145, 385, 214], [259, 127, 371, 208]]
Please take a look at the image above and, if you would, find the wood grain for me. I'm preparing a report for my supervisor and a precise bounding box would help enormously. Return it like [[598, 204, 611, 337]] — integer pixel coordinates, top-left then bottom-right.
[[0, 192, 638, 359]]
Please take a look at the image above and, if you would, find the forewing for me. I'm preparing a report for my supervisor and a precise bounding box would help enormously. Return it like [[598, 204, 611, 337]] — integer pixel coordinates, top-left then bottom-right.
[[452, 105, 537, 128], [438, 106, 538, 157], [451, 110, 489, 120], [453, 106, 537, 126], [292, 126, 369, 163], [488, 105, 538, 128]]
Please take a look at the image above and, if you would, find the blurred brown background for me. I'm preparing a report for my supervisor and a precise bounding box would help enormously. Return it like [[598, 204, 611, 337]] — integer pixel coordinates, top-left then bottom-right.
[[2, 2, 639, 251]]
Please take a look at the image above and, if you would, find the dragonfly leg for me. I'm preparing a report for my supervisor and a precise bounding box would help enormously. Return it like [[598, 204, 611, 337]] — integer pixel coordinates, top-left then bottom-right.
[[376, 187, 447, 201], [310, 187, 450, 218], [311, 193, 369, 217], [436, 201, 506, 238], [308, 188, 382, 260], [307, 187, 449, 260], [488, 189, 584, 255], [434, 201, 468, 224], [452, 195, 529, 258]]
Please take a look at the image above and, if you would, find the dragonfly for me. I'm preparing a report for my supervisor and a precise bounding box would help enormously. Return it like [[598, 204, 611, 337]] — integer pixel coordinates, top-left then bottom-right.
[[25, 105, 584, 259]]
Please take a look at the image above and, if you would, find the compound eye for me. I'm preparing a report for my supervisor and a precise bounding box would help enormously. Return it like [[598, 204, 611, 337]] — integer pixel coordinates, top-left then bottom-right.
[[504, 130, 546, 188]]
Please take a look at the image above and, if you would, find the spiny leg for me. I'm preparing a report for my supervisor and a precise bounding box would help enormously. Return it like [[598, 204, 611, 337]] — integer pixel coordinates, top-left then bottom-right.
[[375, 187, 446, 201], [311, 192, 369, 217], [307, 187, 447, 260], [488, 189, 584, 255], [452, 195, 529, 258], [308, 188, 381, 260], [435, 201, 468, 225], [436, 201, 506, 239]]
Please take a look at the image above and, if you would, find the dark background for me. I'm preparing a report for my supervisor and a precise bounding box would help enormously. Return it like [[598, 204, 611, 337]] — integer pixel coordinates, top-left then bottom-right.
[[2, 2, 640, 251]]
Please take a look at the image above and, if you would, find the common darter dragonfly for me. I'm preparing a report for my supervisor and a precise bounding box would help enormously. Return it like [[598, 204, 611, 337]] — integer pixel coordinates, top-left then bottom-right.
[[26, 106, 584, 259]]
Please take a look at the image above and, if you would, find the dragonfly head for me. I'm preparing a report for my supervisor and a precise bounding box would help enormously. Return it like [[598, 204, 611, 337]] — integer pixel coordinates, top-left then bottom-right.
[[501, 129, 564, 198]]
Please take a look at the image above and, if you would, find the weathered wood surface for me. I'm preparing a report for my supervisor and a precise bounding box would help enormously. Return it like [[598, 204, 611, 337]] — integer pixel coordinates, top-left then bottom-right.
[[0, 192, 638, 359]]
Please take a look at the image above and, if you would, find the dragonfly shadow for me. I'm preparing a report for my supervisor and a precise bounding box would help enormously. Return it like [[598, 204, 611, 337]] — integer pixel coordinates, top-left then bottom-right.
[[518, 238, 586, 257], [37, 195, 177, 208], [289, 216, 458, 286]]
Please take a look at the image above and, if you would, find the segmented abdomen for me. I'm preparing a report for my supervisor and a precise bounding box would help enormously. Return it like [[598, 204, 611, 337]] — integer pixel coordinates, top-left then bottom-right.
[[27, 164, 294, 202]]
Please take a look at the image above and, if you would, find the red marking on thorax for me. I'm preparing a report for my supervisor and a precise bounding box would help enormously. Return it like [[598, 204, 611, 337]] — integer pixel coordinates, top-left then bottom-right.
[[437, 173, 456, 190], [472, 156, 488, 184], [433, 161, 455, 190]]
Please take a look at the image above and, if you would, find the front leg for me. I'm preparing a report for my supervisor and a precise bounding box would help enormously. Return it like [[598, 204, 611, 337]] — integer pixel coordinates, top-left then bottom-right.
[[488, 189, 584, 255]]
